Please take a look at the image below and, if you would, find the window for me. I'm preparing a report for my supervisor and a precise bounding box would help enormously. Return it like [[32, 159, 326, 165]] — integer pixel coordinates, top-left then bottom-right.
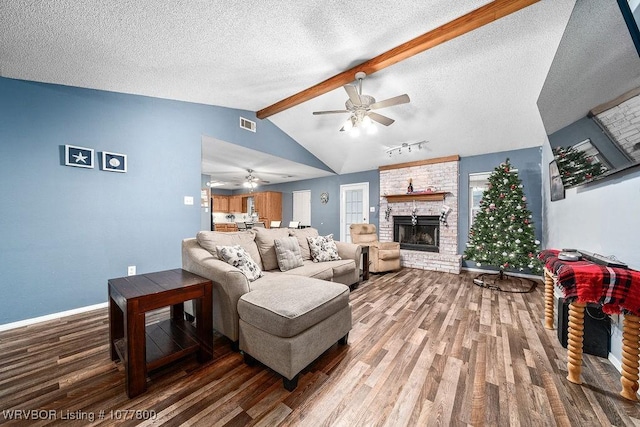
[[469, 172, 491, 228], [469, 169, 518, 228]]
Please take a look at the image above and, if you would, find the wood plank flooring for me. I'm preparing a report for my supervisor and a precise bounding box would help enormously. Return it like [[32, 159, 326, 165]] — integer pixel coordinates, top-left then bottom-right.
[[2, 268, 640, 426]]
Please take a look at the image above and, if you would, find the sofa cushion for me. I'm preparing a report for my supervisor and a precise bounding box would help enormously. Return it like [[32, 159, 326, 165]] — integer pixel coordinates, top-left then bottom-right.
[[307, 234, 341, 263], [274, 237, 304, 272], [289, 228, 319, 261], [237, 276, 349, 338], [281, 260, 334, 281], [196, 231, 263, 270], [253, 228, 293, 271], [216, 245, 263, 281], [331, 259, 356, 277]]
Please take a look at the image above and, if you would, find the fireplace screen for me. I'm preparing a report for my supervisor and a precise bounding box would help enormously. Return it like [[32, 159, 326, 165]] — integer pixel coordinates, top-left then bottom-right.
[[393, 215, 439, 252]]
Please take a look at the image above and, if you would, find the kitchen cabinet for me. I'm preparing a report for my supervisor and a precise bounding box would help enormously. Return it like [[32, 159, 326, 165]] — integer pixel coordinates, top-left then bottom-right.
[[212, 195, 229, 212], [228, 195, 246, 213], [252, 191, 282, 228], [214, 223, 238, 232]]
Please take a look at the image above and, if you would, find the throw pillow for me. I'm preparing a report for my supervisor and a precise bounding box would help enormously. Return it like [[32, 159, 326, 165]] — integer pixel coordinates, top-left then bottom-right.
[[196, 230, 263, 270], [253, 227, 292, 271], [216, 245, 263, 281], [289, 227, 319, 260], [307, 234, 341, 263], [274, 237, 304, 272]]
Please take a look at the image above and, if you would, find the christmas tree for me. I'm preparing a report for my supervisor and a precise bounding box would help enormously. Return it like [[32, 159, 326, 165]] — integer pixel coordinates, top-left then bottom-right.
[[464, 159, 542, 276], [552, 145, 607, 187]]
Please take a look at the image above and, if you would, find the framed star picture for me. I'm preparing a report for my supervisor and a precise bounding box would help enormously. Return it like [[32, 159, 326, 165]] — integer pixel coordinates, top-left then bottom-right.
[[64, 144, 94, 169], [101, 151, 127, 173]]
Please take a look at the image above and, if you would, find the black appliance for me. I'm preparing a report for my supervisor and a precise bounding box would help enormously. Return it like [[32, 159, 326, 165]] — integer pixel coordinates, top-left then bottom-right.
[[557, 297, 611, 358]]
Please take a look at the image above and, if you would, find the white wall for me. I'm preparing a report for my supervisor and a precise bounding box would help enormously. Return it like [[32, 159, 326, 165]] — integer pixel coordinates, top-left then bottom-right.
[[542, 141, 640, 368]]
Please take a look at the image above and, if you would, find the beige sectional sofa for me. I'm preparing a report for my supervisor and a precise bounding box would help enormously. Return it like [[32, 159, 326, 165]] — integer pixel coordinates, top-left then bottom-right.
[[181, 227, 361, 345]]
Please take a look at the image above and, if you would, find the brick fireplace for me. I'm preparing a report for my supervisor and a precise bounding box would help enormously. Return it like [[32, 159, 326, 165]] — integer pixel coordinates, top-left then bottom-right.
[[379, 155, 462, 274]]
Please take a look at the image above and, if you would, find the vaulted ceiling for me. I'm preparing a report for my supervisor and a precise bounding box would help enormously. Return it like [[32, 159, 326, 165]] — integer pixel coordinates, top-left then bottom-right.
[[2, 1, 636, 188]]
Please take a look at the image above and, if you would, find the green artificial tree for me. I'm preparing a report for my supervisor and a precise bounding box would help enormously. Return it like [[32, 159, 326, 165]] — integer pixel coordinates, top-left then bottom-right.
[[464, 159, 542, 279], [552, 145, 607, 187]]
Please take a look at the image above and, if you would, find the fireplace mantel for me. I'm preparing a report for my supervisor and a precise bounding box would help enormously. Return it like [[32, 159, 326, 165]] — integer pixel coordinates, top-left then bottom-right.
[[383, 191, 447, 203]]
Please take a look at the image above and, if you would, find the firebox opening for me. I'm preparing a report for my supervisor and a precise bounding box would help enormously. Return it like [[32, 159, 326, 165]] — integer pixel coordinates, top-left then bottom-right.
[[393, 215, 439, 252]]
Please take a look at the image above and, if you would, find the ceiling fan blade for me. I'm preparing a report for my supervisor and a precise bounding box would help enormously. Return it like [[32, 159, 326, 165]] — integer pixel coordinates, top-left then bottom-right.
[[370, 94, 410, 110], [368, 112, 395, 126], [312, 110, 350, 115], [344, 85, 362, 106]]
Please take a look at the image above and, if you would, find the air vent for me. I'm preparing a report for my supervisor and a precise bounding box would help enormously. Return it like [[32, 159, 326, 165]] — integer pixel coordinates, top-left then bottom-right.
[[239, 117, 256, 132]]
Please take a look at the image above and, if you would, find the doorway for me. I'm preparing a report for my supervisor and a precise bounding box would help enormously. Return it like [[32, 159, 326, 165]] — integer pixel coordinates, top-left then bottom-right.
[[340, 182, 369, 242], [292, 190, 311, 226]]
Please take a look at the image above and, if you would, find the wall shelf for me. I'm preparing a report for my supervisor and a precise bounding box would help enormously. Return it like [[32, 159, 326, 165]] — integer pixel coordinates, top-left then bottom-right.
[[383, 192, 447, 203]]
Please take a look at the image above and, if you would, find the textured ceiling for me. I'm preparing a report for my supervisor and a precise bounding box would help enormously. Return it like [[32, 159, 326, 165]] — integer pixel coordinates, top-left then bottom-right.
[[4, 0, 631, 185]]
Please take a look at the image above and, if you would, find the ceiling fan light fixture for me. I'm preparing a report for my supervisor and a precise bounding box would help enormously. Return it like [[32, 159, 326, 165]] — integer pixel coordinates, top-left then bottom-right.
[[350, 127, 361, 138], [343, 117, 354, 131], [362, 115, 372, 128]]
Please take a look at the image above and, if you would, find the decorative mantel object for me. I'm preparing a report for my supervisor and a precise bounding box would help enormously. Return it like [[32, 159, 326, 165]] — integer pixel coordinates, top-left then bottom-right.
[[411, 205, 418, 226], [64, 144, 94, 169], [439, 205, 451, 227], [407, 178, 413, 194]]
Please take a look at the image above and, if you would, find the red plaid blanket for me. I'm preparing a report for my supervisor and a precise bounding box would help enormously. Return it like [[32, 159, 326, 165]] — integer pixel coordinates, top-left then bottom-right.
[[539, 249, 640, 316]]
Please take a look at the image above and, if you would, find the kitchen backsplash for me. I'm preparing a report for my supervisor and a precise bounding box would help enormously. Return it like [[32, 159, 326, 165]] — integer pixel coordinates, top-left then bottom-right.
[[212, 212, 252, 223]]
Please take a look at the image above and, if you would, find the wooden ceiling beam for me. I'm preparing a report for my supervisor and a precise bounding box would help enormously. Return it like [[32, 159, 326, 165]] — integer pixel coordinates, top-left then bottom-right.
[[256, 0, 540, 120]]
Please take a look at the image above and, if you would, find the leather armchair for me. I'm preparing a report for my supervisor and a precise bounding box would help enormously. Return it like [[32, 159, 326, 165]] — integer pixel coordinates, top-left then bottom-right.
[[350, 223, 401, 273]]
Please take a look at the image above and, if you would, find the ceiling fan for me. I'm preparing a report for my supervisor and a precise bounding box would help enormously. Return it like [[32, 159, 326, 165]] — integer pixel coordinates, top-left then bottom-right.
[[312, 72, 410, 133], [243, 169, 269, 190]]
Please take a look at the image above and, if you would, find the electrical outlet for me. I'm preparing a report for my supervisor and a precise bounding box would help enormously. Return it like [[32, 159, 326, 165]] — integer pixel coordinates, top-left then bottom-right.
[[184, 196, 194, 205], [127, 266, 136, 276]]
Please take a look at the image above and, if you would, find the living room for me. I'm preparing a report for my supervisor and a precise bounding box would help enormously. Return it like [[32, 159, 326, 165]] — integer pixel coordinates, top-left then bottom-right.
[[2, 0, 640, 425]]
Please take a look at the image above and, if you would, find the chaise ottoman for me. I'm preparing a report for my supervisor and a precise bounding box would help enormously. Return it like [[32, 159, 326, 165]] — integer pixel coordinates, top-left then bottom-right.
[[237, 276, 352, 391]]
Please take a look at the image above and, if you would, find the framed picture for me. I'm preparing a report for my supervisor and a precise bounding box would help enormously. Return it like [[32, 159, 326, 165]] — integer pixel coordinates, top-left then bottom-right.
[[65, 145, 94, 169], [101, 151, 127, 173], [549, 160, 565, 201]]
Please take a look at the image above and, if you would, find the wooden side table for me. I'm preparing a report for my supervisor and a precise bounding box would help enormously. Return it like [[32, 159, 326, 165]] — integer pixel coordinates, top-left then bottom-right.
[[542, 264, 640, 401], [108, 269, 213, 398]]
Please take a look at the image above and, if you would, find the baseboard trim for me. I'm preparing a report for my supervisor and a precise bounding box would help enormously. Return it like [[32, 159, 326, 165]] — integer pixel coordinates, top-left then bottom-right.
[[0, 302, 108, 332], [609, 352, 623, 374]]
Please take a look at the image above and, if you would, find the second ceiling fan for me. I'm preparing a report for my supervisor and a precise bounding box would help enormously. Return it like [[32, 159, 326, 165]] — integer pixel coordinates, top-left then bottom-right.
[[312, 72, 410, 132]]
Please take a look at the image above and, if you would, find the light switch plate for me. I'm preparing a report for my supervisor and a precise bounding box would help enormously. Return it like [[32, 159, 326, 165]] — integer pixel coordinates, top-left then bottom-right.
[[370, 206, 376, 212], [184, 196, 194, 205]]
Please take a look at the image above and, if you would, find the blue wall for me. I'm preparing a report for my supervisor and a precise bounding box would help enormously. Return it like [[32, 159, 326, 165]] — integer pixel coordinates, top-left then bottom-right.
[[241, 170, 380, 238], [458, 147, 543, 268], [0, 77, 329, 325]]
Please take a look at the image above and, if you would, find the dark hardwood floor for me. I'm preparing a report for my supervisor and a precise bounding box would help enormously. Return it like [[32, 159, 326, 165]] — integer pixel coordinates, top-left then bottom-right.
[[1, 268, 640, 426]]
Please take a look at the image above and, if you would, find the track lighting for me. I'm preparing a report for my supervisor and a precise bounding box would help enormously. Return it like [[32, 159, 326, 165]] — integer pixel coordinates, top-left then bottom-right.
[[385, 140, 428, 156]]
